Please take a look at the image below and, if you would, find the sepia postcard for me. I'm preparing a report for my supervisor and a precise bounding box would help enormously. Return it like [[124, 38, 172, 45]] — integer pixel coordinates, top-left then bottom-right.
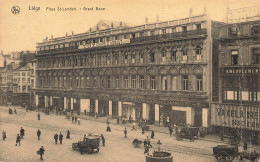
[[0, 0, 260, 161]]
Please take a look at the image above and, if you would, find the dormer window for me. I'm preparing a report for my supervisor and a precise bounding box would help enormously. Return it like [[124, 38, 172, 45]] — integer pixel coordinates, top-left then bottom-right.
[[150, 31, 154, 36], [182, 26, 187, 33], [229, 26, 240, 36], [131, 34, 135, 38], [250, 24, 259, 35], [140, 32, 144, 37], [196, 24, 201, 31], [162, 29, 166, 34], [172, 27, 176, 33]]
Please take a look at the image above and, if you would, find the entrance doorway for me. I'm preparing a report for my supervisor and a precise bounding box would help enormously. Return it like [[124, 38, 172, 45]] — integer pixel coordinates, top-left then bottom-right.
[[172, 110, 186, 126]]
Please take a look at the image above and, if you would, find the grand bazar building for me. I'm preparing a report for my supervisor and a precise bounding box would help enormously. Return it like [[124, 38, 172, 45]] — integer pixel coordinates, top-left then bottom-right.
[[35, 12, 223, 127]]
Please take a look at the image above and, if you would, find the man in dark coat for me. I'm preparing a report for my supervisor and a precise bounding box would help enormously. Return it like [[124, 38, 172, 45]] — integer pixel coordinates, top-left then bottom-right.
[[37, 129, 41, 140], [66, 130, 70, 139], [54, 133, 58, 144], [59, 132, 63, 144], [2, 130, 6, 140], [20, 127, 25, 139], [169, 126, 173, 136], [142, 127, 145, 134], [38, 113, 40, 120], [38, 146, 45, 160], [16, 134, 21, 146], [151, 130, 155, 139], [124, 128, 127, 138], [101, 134, 105, 146], [220, 131, 224, 141]]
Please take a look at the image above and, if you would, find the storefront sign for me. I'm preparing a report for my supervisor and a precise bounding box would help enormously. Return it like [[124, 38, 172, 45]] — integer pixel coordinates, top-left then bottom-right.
[[211, 103, 260, 131], [222, 67, 260, 74], [78, 39, 130, 49]]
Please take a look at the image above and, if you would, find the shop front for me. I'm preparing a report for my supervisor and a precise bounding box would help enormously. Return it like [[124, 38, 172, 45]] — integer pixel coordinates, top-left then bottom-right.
[[98, 100, 109, 117]]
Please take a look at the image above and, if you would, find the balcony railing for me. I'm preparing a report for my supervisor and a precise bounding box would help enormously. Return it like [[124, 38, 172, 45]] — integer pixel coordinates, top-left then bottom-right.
[[130, 29, 207, 43], [35, 86, 207, 98]]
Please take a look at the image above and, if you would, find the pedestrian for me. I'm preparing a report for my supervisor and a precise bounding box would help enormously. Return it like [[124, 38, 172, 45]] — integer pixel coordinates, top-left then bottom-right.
[[189, 131, 194, 142], [220, 131, 224, 141], [243, 141, 247, 150], [75, 116, 78, 123], [20, 127, 25, 139], [38, 113, 40, 120], [124, 128, 127, 138], [169, 126, 173, 137], [151, 130, 154, 139], [16, 134, 21, 146], [37, 129, 41, 140], [106, 124, 111, 132], [146, 136, 152, 148], [2, 130, 6, 140], [72, 116, 74, 123], [59, 132, 63, 144], [84, 109, 87, 116], [101, 134, 105, 146], [14, 108, 17, 114], [38, 146, 45, 160], [142, 127, 145, 134], [117, 116, 120, 124], [77, 117, 80, 125], [144, 144, 149, 154], [54, 133, 58, 144], [66, 130, 70, 139]]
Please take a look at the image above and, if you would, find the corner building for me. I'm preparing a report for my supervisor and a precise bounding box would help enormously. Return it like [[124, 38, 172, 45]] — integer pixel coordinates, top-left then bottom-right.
[[35, 14, 222, 127], [211, 16, 260, 134]]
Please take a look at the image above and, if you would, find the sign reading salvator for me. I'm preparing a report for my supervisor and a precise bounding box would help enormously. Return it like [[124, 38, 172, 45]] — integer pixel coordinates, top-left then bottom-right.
[[211, 103, 260, 130]]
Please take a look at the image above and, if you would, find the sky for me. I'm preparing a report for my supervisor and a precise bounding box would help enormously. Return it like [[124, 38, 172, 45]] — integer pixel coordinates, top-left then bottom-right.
[[0, 0, 259, 54]]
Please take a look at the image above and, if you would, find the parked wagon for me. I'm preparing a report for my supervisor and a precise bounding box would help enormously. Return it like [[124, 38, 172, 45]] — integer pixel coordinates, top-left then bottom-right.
[[72, 135, 100, 154], [213, 145, 238, 161], [176, 126, 199, 140]]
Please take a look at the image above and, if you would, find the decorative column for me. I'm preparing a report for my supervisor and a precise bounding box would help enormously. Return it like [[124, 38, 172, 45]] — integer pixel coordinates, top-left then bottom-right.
[[95, 99, 98, 113], [118, 101, 122, 117], [132, 107, 136, 120], [64, 97, 67, 109], [71, 97, 74, 110], [35, 95, 39, 108], [142, 103, 147, 119], [44, 96, 49, 108], [50, 96, 53, 106], [155, 104, 160, 125], [109, 100, 112, 116]]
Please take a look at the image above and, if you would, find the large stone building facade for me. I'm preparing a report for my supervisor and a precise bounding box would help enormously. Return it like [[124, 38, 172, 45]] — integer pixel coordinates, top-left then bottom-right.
[[211, 15, 260, 134], [35, 13, 222, 127]]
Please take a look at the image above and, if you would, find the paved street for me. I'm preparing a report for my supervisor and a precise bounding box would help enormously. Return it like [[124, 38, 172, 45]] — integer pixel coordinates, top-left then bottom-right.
[[0, 106, 257, 162]]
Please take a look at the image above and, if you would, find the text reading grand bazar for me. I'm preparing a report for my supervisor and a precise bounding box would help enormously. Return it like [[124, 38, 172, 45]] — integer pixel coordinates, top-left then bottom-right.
[[46, 7, 106, 11]]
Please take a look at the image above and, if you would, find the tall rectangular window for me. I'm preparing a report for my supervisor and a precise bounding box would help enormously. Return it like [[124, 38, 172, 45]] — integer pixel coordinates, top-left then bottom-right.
[[131, 54, 135, 63], [107, 76, 111, 88], [162, 51, 166, 62], [182, 50, 188, 61], [140, 76, 144, 89], [140, 53, 144, 63], [196, 76, 203, 91], [195, 48, 202, 61], [150, 53, 155, 62], [132, 76, 136, 89], [124, 55, 128, 64], [182, 75, 188, 90], [151, 76, 155, 90], [196, 24, 201, 31], [93, 76, 96, 87], [162, 76, 167, 90], [182, 26, 187, 33], [171, 51, 177, 62], [124, 76, 128, 89], [115, 76, 119, 89], [252, 48, 260, 64], [231, 50, 238, 65], [162, 29, 166, 34]]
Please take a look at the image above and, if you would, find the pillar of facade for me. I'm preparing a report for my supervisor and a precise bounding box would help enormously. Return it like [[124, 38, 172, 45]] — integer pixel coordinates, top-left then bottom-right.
[[71, 98, 74, 110], [155, 104, 160, 125], [44, 96, 49, 108], [142, 103, 147, 119], [118, 101, 122, 117], [64, 97, 67, 110], [202, 108, 209, 127], [50, 96, 53, 106], [95, 99, 99, 113], [86, 99, 90, 112], [219, 77, 223, 103], [131, 107, 136, 120], [109, 100, 112, 116], [35, 95, 39, 108]]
